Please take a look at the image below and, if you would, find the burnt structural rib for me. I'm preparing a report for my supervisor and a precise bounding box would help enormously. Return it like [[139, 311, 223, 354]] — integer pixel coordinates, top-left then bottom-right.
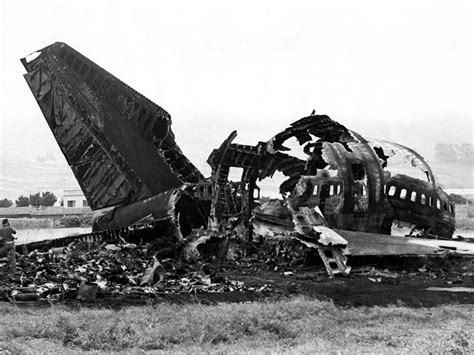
[[21, 42, 203, 210]]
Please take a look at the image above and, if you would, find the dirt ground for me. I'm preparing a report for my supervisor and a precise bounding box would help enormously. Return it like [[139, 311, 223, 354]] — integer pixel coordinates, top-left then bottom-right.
[[227, 263, 474, 307], [153, 259, 474, 308]]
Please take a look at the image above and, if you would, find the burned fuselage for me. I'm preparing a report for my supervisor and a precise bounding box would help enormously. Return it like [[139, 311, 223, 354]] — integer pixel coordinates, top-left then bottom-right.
[[21, 42, 455, 251], [210, 115, 455, 239]]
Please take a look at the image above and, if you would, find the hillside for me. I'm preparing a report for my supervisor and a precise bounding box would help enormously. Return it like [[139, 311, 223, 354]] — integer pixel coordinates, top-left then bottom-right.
[[0, 147, 80, 201]]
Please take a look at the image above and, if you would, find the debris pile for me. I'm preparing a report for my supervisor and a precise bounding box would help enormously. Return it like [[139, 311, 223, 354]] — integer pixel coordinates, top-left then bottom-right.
[[0, 239, 271, 302]]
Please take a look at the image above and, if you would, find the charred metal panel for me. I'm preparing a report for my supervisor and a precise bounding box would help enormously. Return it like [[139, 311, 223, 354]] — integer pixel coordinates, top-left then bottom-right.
[[268, 115, 357, 152], [319, 142, 387, 232], [93, 188, 183, 231], [93, 186, 209, 238], [21, 42, 203, 210]]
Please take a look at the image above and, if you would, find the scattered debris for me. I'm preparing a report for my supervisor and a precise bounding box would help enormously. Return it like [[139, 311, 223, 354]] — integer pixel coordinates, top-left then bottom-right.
[[12, 40, 474, 294], [0, 237, 281, 302]]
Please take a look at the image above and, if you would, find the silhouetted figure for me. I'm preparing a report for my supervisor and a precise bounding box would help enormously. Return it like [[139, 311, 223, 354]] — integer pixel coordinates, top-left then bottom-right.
[[0, 218, 17, 274]]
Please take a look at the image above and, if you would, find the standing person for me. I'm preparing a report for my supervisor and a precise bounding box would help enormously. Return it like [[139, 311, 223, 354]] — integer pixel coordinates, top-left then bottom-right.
[[0, 218, 17, 274]]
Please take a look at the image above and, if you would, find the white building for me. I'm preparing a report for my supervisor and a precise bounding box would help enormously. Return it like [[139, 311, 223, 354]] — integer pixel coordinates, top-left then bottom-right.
[[63, 189, 89, 208]]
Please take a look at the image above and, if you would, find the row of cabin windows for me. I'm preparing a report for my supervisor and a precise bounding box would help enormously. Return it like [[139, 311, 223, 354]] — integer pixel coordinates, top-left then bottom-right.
[[386, 185, 454, 215], [313, 183, 342, 197], [312, 182, 369, 197]]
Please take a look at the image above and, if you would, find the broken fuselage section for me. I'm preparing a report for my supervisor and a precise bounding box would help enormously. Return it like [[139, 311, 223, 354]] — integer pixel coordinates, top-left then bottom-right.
[[209, 115, 456, 241], [21, 42, 460, 269]]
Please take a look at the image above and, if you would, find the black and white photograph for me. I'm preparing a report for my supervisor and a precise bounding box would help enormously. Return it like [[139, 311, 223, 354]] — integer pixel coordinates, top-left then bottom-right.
[[0, 0, 473, 353]]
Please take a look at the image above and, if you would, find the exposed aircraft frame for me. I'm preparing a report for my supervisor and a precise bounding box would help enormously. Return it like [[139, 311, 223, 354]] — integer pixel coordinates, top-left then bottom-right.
[[20, 42, 472, 276], [207, 115, 456, 238]]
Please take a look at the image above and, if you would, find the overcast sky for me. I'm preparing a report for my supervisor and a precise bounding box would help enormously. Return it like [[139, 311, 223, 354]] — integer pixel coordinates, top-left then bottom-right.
[[0, 0, 472, 178]]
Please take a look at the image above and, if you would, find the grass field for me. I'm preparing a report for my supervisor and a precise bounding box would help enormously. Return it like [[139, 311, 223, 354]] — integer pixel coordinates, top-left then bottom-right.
[[455, 203, 474, 230], [6, 216, 93, 230], [0, 297, 472, 353]]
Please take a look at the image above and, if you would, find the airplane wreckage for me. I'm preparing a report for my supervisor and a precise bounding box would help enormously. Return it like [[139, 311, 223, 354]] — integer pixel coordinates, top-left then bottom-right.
[[20, 42, 474, 277]]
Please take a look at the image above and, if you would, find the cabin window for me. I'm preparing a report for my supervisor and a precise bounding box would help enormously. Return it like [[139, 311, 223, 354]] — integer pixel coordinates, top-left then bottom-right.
[[329, 185, 334, 196], [449, 204, 455, 214], [436, 199, 441, 210], [420, 194, 426, 205], [429, 196, 434, 207], [443, 202, 448, 211], [400, 189, 407, 200], [410, 191, 417, 202], [253, 188, 260, 199], [388, 186, 396, 196], [313, 184, 319, 196], [336, 184, 342, 195]]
